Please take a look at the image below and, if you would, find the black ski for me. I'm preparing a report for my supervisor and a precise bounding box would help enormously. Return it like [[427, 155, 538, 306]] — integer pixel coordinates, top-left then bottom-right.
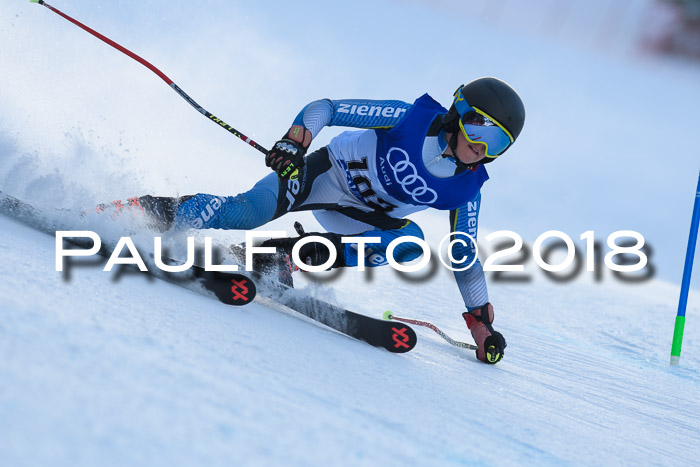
[[0, 191, 417, 353], [270, 286, 417, 353], [194, 266, 416, 353]]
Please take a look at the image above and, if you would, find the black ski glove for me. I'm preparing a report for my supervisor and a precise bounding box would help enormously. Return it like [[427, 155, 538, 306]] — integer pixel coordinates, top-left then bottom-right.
[[265, 125, 312, 179]]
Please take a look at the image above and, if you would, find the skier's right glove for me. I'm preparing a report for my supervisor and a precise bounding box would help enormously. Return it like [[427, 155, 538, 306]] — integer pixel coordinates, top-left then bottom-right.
[[462, 303, 507, 364], [265, 125, 312, 179]]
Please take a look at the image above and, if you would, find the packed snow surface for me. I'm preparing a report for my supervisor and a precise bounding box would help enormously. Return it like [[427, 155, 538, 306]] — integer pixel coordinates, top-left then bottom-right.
[[1, 0, 700, 465], [1, 212, 699, 466]]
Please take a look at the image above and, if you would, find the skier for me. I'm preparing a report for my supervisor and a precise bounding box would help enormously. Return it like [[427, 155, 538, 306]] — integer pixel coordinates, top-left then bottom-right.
[[141, 77, 525, 364]]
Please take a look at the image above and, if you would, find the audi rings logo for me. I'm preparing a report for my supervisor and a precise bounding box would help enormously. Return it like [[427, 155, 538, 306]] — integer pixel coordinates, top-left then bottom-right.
[[386, 148, 438, 204]]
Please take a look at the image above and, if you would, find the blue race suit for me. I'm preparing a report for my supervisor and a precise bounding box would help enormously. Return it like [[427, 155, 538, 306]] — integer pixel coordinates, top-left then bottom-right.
[[175, 95, 490, 309]]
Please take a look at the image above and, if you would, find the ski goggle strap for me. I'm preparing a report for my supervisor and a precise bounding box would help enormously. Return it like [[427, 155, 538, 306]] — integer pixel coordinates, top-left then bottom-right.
[[453, 87, 514, 158]]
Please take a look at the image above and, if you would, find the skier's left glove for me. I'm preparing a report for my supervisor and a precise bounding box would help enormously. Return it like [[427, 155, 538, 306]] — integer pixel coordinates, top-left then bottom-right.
[[265, 125, 312, 179], [463, 303, 507, 364]]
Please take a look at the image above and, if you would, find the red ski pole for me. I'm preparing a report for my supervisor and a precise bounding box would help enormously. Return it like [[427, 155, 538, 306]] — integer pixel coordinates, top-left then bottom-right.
[[30, 0, 269, 155]]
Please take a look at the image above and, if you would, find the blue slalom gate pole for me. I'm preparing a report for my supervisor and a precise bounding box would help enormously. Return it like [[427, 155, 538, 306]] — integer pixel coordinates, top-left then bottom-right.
[[671, 171, 700, 366]]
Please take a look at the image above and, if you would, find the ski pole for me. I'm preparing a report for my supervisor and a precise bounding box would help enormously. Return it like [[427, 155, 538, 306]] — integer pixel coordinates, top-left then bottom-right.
[[29, 0, 269, 155], [670, 170, 700, 366], [383, 311, 477, 350]]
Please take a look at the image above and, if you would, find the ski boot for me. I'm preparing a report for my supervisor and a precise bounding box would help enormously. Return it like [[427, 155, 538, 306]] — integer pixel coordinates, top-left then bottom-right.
[[83, 195, 191, 232], [236, 222, 345, 288], [229, 241, 297, 289]]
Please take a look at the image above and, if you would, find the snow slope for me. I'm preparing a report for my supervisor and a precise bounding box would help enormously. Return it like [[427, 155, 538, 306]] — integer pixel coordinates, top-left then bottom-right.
[[1, 209, 699, 466], [1, 0, 700, 465], [1, 0, 699, 289]]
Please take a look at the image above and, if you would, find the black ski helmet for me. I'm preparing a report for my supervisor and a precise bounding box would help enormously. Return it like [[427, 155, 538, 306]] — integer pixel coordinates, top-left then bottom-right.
[[443, 77, 525, 160]]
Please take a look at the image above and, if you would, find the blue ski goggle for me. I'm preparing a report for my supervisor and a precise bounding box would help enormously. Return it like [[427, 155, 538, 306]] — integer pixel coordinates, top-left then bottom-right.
[[454, 87, 514, 158]]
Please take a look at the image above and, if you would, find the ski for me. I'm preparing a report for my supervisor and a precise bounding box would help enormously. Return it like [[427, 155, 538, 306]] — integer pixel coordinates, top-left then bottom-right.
[[0, 190, 417, 353], [256, 276, 416, 353], [192, 267, 416, 352]]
